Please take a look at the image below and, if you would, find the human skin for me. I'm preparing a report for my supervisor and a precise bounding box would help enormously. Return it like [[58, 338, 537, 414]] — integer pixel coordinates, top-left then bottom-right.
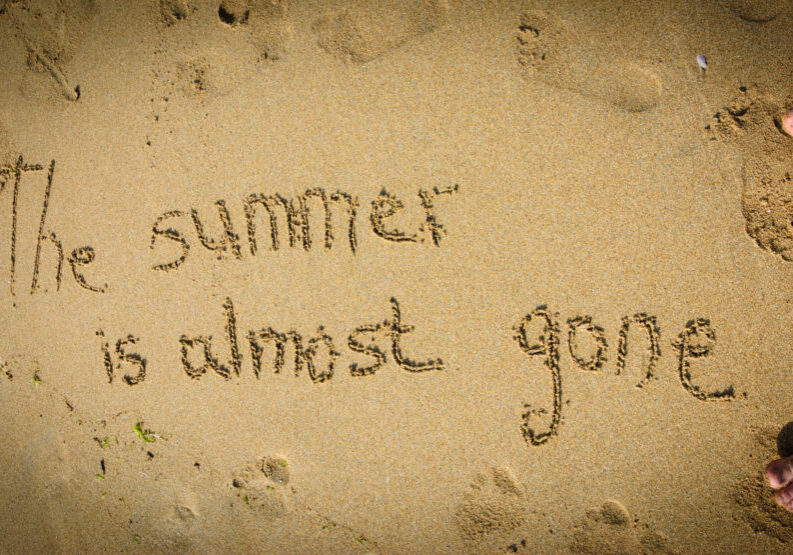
[[781, 109, 793, 137], [766, 456, 793, 510]]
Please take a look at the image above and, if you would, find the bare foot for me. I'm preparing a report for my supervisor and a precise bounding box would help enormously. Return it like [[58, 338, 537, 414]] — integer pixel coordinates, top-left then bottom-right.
[[766, 456, 793, 510]]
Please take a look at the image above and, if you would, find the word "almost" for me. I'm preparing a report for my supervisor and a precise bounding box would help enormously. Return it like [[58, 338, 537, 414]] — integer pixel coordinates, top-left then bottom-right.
[[99, 296, 444, 385]]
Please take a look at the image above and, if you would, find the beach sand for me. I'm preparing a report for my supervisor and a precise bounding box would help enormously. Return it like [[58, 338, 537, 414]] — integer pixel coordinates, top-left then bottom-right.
[[2, 0, 793, 552]]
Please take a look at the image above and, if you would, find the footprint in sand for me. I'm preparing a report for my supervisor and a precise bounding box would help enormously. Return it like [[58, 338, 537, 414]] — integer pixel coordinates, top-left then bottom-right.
[[705, 86, 793, 261], [728, 94, 793, 262], [454, 466, 529, 545], [704, 85, 793, 143], [19, 428, 78, 547], [570, 499, 677, 554], [148, 0, 289, 146], [153, 0, 288, 98], [705, 85, 764, 140], [133, 481, 204, 551], [741, 142, 793, 261], [216, 0, 291, 61], [176, 56, 214, 97], [732, 425, 793, 544], [2, 0, 95, 101], [159, 0, 193, 26], [723, 0, 789, 22], [515, 10, 662, 113], [229, 454, 382, 550], [232, 454, 291, 519], [311, 0, 447, 64]]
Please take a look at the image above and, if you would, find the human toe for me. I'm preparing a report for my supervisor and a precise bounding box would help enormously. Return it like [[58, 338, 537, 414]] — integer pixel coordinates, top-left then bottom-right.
[[766, 456, 793, 489], [775, 482, 793, 511]]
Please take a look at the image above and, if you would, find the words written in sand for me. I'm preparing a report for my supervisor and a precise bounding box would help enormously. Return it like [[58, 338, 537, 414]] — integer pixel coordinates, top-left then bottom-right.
[[0, 157, 737, 446]]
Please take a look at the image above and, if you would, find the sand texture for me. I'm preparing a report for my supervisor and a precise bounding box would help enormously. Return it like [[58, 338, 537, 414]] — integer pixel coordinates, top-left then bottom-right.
[[2, 0, 793, 552]]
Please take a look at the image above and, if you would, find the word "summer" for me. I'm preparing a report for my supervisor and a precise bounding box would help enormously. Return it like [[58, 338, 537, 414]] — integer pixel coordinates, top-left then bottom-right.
[[150, 184, 459, 271]]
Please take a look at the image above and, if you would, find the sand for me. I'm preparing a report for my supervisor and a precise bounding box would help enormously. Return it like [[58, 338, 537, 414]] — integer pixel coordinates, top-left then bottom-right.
[[2, 0, 793, 552]]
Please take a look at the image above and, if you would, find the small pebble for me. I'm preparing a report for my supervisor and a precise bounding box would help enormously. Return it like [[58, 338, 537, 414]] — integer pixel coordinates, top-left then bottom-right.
[[696, 54, 708, 70]]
